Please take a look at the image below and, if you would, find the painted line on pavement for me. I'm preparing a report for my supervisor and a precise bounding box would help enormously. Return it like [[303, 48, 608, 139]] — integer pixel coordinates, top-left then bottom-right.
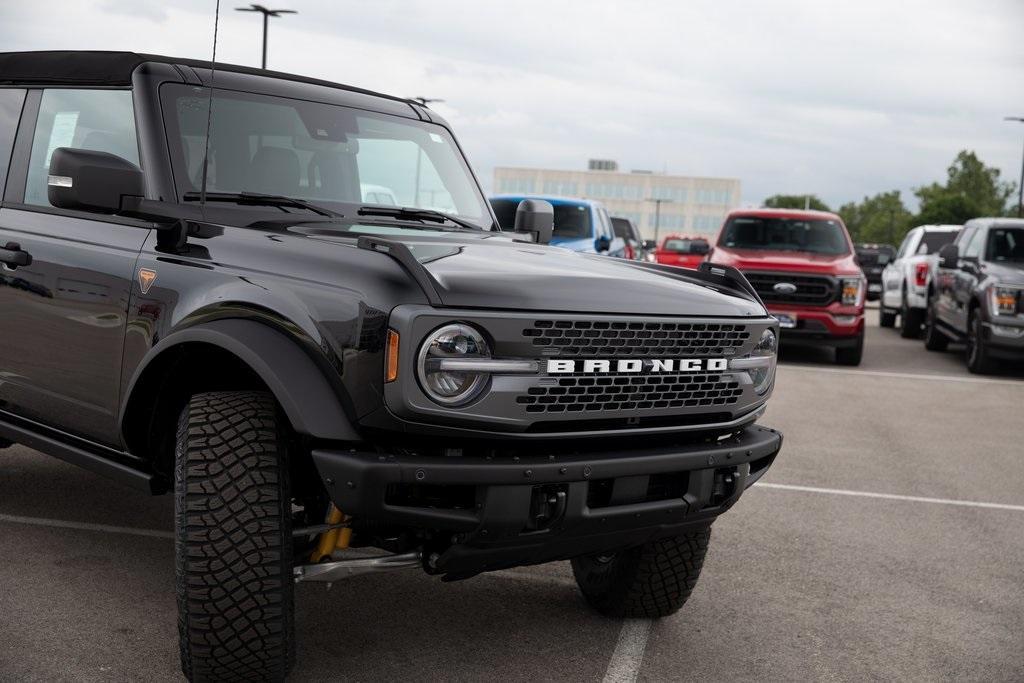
[[779, 365, 1024, 386], [602, 619, 653, 683], [756, 482, 1024, 512], [0, 513, 174, 538]]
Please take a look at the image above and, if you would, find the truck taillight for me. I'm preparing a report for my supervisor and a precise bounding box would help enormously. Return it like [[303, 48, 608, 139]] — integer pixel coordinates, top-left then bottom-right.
[[914, 262, 929, 287]]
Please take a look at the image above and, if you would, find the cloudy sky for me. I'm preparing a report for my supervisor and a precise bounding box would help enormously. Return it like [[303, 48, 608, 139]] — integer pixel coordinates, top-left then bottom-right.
[[2, 0, 1021, 209]]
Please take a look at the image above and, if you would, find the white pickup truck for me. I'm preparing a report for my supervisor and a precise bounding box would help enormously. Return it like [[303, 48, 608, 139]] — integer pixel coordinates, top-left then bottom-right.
[[880, 225, 961, 337]]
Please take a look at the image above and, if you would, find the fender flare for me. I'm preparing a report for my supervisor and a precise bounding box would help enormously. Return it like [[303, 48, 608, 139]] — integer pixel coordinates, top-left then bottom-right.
[[121, 318, 361, 443]]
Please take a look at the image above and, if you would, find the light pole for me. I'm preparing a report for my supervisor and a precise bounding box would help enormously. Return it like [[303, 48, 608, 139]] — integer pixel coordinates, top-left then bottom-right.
[[645, 197, 673, 243], [235, 4, 296, 69], [1007, 116, 1024, 218]]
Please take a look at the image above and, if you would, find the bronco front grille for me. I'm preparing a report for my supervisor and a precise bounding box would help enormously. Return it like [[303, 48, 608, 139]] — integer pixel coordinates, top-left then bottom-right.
[[515, 372, 743, 414], [744, 271, 836, 306], [523, 320, 750, 357]]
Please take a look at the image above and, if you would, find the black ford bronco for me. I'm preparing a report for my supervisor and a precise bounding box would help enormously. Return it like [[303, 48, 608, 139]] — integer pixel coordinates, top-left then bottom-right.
[[0, 51, 782, 681]]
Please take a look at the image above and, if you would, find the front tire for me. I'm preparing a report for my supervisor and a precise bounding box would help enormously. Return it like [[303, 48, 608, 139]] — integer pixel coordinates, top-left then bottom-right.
[[835, 330, 864, 366], [879, 302, 896, 328], [571, 529, 711, 618], [175, 391, 295, 683], [966, 310, 996, 374]]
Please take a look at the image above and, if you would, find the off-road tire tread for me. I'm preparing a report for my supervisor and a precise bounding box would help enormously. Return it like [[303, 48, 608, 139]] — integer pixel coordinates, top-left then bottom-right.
[[571, 529, 711, 618], [175, 391, 294, 682]]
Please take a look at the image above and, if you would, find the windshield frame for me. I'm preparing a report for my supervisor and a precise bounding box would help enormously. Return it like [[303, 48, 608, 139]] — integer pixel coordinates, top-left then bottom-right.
[[158, 83, 496, 230], [718, 215, 852, 256]]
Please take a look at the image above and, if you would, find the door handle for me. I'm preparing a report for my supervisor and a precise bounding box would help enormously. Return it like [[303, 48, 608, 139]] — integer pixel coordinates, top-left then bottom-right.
[[0, 242, 32, 268]]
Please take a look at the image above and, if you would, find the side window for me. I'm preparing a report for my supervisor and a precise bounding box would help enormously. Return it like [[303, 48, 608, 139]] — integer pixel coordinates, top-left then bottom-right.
[[598, 208, 613, 238], [25, 89, 138, 207], [0, 89, 26, 200], [962, 227, 986, 259]]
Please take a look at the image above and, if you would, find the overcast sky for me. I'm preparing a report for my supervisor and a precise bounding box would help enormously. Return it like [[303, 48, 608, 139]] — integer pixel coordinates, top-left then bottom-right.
[[2, 0, 1022, 209]]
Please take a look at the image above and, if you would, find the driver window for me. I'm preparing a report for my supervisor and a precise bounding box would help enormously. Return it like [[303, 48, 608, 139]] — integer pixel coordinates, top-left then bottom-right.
[[25, 89, 139, 207]]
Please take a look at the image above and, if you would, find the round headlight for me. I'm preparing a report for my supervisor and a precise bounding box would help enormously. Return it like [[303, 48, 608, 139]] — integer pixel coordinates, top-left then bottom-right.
[[750, 328, 777, 394], [417, 323, 491, 406]]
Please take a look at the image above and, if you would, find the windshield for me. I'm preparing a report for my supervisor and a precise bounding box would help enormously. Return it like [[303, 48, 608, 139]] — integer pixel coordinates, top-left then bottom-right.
[[720, 216, 850, 255], [663, 238, 707, 254], [161, 84, 490, 228], [917, 231, 958, 255], [489, 199, 592, 239], [987, 227, 1024, 262]]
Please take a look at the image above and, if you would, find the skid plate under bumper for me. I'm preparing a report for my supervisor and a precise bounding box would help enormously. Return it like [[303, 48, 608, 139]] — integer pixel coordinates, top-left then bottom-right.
[[312, 424, 782, 576]]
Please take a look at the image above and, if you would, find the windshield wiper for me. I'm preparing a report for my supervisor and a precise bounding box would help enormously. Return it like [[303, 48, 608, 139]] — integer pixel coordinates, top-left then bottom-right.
[[357, 206, 482, 232], [183, 191, 344, 219]]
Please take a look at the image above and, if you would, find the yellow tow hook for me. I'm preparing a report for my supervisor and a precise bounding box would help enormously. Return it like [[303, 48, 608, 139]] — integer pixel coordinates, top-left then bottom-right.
[[310, 504, 352, 563]]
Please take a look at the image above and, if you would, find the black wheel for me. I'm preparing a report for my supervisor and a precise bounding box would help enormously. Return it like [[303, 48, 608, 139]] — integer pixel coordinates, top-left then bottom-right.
[[571, 529, 711, 618], [879, 301, 896, 328], [175, 391, 295, 683], [835, 330, 864, 366], [966, 310, 996, 374], [923, 298, 949, 352], [899, 291, 924, 339]]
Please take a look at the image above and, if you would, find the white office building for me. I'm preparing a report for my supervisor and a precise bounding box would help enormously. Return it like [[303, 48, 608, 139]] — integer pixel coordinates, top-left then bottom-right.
[[493, 160, 741, 240]]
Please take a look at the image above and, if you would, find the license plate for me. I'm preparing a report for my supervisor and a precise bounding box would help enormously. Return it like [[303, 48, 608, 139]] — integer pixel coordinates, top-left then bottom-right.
[[868, 283, 882, 293], [774, 313, 797, 329]]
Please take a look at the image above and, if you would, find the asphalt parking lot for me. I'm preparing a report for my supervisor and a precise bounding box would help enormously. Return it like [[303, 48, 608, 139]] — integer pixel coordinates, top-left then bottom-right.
[[1, 306, 1022, 682]]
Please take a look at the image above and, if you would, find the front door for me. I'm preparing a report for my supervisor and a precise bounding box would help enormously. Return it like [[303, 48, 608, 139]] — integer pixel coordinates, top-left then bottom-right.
[[0, 88, 148, 447]]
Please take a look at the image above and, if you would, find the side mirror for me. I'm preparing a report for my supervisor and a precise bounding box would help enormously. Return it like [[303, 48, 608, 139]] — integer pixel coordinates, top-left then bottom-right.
[[48, 147, 144, 214], [938, 243, 959, 269], [691, 241, 710, 255], [513, 199, 554, 245], [595, 235, 611, 252], [642, 239, 656, 251]]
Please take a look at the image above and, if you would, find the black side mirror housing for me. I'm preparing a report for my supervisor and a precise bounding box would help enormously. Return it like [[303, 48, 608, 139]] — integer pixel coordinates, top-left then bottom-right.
[[938, 243, 959, 269], [595, 235, 611, 252], [643, 239, 656, 251], [513, 199, 554, 245], [48, 147, 144, 214]]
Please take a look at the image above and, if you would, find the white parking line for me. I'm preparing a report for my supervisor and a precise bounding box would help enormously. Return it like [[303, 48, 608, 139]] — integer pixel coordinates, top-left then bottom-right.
[[602, 619, 653, 683], [756, 482, 1024, 512], [0, 513, 174, 538], [779, 364, 1024, 386]]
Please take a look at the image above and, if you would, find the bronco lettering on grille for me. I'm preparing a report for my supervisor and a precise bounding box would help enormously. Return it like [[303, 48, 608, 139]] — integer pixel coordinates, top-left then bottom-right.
[[547, 358, 728, 374]]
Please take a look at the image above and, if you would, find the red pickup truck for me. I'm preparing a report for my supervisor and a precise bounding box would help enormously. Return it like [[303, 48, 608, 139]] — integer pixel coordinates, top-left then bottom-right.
[[654, 234, 711, 269], [708, 208, 866, 365]]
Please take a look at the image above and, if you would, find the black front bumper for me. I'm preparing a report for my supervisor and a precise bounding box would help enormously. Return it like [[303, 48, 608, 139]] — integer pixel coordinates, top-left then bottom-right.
[[312, 424, 782, 576]]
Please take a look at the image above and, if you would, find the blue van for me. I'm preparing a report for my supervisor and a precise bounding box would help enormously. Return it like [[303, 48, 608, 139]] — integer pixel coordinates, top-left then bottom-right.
[[489, 195, 627, 257]]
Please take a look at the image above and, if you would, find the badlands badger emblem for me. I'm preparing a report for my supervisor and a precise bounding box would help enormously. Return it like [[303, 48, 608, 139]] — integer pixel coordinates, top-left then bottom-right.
[[546, 358, 728, 374]]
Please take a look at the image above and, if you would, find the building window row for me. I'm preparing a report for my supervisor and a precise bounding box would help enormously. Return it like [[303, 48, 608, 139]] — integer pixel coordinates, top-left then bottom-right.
[[541, 180, 578, 196], [692, 214, 723, 232], [695, 189, 731, 205], [497, 177, 537, 194], [584, 182, 646, 200]]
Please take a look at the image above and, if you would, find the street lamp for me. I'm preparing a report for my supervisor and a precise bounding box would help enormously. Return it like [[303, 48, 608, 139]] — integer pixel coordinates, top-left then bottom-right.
[[645, 197, 673, 243], [1007, 116, 1024, 218], [235, 4, 296, 69]]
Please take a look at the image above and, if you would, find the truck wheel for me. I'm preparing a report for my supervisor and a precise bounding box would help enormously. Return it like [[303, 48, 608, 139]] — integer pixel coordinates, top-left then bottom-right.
[[899, 292, 923, 338], [834, 331, 864, 366], [966, 311, 996, 374], [175, 391, 295, 683], [923, 300, 949, 352], [571, 529, 711, 618], [879, 302, 896, 328]]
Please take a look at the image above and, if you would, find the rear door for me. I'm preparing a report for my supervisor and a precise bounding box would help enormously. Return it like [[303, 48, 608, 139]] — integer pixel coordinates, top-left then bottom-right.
[[0, 87, 150, 447]]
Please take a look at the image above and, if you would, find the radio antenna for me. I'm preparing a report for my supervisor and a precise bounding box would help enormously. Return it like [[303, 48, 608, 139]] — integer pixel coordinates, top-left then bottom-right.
[[198, 0, 221, 218]]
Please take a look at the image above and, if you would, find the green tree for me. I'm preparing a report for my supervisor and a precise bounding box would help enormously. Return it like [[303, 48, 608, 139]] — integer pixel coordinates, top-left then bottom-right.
[[763, 194, 832, 212], [838, 190, 914, 245], [914, 150, 1016, 225]]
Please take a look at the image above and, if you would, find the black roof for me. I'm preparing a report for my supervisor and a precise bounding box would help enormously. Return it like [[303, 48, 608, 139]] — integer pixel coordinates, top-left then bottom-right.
[[0, 50, 410, 105]]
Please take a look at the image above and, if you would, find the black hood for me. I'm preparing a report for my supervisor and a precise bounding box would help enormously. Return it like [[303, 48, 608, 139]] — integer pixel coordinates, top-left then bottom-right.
[[354, 232, 766, 317]]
